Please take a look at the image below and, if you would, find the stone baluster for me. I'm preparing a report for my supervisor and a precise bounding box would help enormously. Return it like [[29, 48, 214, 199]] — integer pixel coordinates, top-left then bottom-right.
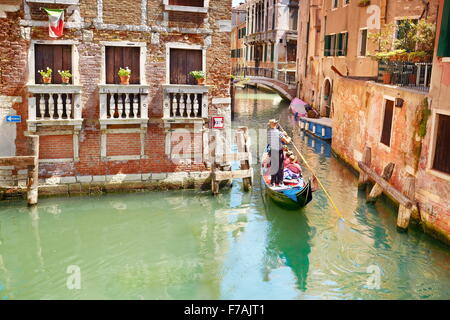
[[28, 97, 37, 121], [132, 95, 138, 118], [193, 94, 199, 117], [37, 95, 44, 119], [67, 95, 73, 119], [186, 94, 192, 118], [179, 93, 186, 117], [172, 94, 178, 117], [56, 94, 63, 119], [117, 94, 124, 118], [124, 94, 131, 119], [48, 94, 55, 119], [109, 94, 115, 118], [163, 92, 171, 119]]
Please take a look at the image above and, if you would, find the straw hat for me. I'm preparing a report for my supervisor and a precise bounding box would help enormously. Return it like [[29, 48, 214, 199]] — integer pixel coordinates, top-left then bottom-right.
[[268, 119, 279, 127]]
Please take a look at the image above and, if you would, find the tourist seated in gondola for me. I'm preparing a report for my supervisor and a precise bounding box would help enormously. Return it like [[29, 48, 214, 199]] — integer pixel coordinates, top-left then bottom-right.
[[284, 155, 303, 181]]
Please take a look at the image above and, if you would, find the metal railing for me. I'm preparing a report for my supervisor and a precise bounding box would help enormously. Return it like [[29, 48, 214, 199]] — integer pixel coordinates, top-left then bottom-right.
[[378, 61, 432, 92]]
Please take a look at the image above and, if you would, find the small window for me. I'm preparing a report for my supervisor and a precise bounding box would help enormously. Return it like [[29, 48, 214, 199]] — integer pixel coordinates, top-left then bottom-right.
[[381, 99, 394, 147], [437, 0, 450, 57], [359, 29, 368, 56], [35, 44, 72, 84], [332, 0, 339, 9], [287, 41, 297, 61], [105, 46, 140, 84], [169, 0, 204, 7], [432, 114, 450, 174]]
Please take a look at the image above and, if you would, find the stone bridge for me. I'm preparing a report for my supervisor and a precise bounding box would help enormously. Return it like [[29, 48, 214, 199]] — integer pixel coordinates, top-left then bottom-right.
[[245, 76, 297, 101]]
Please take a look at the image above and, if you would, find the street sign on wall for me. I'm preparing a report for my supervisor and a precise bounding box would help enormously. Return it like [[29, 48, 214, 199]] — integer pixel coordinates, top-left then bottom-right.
[[5, 115, 21, 123]]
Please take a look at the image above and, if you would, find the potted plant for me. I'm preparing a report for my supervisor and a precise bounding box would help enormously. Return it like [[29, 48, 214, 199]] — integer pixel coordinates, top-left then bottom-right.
[[118, 67, 131, 85], [189, 70, 206, 85], [38, 67, 52, 84], [58, 70, 72, 84]]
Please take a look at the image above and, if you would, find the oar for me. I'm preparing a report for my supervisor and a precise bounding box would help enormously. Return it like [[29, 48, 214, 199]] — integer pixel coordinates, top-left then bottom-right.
[[278, 123, 345, 220]]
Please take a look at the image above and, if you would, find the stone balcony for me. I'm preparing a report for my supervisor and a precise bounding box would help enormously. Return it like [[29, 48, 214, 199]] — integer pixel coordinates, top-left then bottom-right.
[[162, 84, 209, 124], [27, 84, 83, 132], [98, 84, 149, 129], [163, 0, 208, 13]]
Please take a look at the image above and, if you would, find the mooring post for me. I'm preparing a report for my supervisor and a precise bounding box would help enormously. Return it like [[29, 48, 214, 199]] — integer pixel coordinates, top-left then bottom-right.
[[367, 162, 395, 203], [27, 135, 39, 206], [396, 174, 416, 232], [237, 127, 252, 192], [358, 146, 371, 189]]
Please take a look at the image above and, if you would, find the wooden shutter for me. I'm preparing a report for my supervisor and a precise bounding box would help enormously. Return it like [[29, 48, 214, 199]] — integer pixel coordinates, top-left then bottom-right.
[[169, 0, 204, 7], [433, 114, 450, 174], [105, 46, 140, 84], [35, 45, 72, 84], [360, 29, 367, 56], [381, 100, 394, 147], [170, 49, 202, 85], [337, 33, 343, 56], [324, 35, 331, 56], [437, 0, 450, 57]]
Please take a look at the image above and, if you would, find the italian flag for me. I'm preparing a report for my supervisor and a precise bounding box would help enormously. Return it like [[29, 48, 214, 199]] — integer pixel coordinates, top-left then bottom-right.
[[43, 8, 65, 38]]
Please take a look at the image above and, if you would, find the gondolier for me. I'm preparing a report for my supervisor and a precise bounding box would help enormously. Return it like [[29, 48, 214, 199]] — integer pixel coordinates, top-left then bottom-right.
[[267, 119, 291, 186]]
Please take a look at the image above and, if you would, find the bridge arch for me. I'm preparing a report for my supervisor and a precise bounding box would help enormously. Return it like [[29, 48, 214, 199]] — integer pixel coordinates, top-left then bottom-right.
[[245, 77, 296, 101]]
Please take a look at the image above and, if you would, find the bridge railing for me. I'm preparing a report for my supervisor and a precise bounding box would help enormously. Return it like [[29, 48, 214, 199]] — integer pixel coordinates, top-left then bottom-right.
[[232, 67, 296, 85]]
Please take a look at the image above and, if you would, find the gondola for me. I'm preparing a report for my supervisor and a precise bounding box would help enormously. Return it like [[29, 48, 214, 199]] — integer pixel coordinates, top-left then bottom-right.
[[261, 152, 313, 209]]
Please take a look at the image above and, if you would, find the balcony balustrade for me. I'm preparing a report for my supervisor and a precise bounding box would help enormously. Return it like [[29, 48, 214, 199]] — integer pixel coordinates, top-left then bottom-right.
[[27, 84, 83, 132], [378, 61, 432, 92], [163, 84, 209, 122], [99, 85, 149, 129]]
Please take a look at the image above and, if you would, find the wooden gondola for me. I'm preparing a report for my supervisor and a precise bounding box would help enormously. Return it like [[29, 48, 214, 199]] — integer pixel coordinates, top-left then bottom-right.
[[261, 152, 313, 209]]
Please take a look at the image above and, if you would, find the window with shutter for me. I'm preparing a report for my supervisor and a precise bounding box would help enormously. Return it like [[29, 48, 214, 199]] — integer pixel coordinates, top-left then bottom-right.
[[105, 46, 140, 84], [287, 41, 297, 62], [169, 49, 202, 85], [437, 0, 450, 57], [169, 0, 204, 7], [330, 34, 336, 56], [359, 29, 367, 56], [381, 99, 394, 147], [432, 114, 450, 174], [324, 35, 331, 56], [337, 33, 344, 56], [35, 44, 72, 84]]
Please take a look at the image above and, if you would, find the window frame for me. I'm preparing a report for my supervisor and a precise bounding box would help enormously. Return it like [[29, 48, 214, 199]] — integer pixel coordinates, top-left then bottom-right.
[[358, 28, 368, 57], [28, 40, 80, 85], [100, 41, 147, 85], [331, 0, 339, 10], [165, 42, 206, 85], [427, 108, 450, 180]]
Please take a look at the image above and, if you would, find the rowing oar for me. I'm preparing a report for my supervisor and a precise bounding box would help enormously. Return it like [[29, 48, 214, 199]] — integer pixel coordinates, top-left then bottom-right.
[[278, 123, 345, 220]]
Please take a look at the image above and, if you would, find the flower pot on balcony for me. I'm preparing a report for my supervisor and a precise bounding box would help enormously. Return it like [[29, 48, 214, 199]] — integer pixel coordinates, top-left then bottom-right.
[[42, 76, 51, 84], [61, 77, 70, 84], [383, 72, 392, 84], [196, 78, 205, 85], [120, 75, 130, 85]]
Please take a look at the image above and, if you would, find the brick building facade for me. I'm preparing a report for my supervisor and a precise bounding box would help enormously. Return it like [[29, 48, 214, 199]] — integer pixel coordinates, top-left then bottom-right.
[[0, 0, 232, 190]]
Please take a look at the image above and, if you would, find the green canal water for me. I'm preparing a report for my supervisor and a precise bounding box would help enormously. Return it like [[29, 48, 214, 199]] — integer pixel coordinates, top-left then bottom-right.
[[0, 87, 449, 300]]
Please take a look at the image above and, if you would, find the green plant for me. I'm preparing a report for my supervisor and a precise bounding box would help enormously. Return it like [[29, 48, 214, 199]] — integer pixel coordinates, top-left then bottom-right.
[[38, 67, 52, 78], [118, 67, 131, 77], [189, 70, 205, 79], [58, 70, 72, 78]]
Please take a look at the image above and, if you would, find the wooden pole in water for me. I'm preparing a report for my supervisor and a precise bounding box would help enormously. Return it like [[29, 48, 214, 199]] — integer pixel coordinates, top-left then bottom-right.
[[396, 174, 416, 232], [367, 162, 395, 203], [358, 146, 371, 189], [27, 135, 39, 206]]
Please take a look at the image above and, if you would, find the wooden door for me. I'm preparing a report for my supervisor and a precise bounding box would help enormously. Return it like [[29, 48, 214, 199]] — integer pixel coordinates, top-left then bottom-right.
[[105, 46, 140, 84], [433, 114, 450, 174], [35, 45, 72, 84], [170, 49, 202, 85]]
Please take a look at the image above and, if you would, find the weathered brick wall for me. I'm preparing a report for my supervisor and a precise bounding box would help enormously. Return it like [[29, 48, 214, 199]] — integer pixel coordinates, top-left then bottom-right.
[[0, 0, 232, 179], [39, 135, 74, 159]]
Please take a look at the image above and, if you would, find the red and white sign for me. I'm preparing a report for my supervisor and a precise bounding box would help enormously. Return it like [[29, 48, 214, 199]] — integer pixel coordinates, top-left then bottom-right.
[[212, 117, 225, 129]]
